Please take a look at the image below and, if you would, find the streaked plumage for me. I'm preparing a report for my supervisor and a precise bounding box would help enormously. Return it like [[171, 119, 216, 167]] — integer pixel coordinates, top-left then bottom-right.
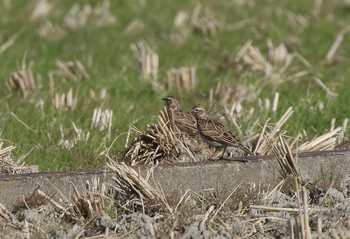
[[190, 104, 252, 158], [162, 96, 197, 135]]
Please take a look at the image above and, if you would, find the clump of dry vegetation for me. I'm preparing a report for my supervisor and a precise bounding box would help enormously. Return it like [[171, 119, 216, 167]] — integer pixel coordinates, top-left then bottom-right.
[[131, 40, 159, 85], [0, 142, 37, 175], [166, 67, 196, 91], [52, 88, 77, 112], [50, 60, 89, 82], [125, 108, 210, 165], [63, 0, 116, 30], [6, 64, 37, 98], [57, 123, 90, 149]]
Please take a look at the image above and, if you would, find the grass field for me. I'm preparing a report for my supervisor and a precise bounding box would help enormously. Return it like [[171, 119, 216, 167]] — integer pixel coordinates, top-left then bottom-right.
[[1, 0, 350, 171]]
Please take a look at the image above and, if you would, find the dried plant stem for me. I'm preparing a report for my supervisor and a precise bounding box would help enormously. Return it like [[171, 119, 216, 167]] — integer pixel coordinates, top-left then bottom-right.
[[36, 189, 69, 214], [325, 34, 343, 64], [0, 29, 22, 54], [10, 112, 34, 132], [272, 92, 279, 112], [108, 162, 159, 200], [297, 127, 341, 152], [317, 218, 323, 238], [249, 205, 319, 214], [271, 107, 294, 137], [314, 77, 337, 97], [302, 186, 312, 239]]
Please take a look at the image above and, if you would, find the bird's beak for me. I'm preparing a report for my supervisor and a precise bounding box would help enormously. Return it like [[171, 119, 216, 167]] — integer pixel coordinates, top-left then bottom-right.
[[161, 97, 167, 101]]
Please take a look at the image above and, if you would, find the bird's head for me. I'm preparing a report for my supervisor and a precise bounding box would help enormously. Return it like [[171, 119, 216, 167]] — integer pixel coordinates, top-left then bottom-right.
[[190, 104, 207, 119], [162, 96, 180, 110]]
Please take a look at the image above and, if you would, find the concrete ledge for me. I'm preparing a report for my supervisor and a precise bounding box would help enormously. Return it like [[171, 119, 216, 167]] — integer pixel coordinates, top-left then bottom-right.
[[0, 150, 350, 208]]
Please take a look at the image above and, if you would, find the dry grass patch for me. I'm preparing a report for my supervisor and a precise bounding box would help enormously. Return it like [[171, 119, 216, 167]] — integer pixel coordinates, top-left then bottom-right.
[[0, 142, 37, 175], [6, 65, 37, 97]]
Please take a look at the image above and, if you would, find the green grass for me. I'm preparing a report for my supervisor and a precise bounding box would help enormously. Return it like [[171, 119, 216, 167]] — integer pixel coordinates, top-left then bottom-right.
[[1, 0, 349, 171]]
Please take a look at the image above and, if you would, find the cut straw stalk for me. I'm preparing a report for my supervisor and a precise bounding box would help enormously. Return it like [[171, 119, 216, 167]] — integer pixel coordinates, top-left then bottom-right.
[[330, 118, 336, 131], [271, 134, 314, 238], [125, 108, 183, 165], [53, 88, 77, 111], [272, 135, 300, 178], [30, 0, 52, 20], [297, 127, 341, 152], [338, 118, 349, 144], [108, 162, 159, 200], [314, 77, 337, 97], [234, 39, 253, 62], [35, 189, 70, 214], [302, 186, 312, 239], [7, 68, 37, 96], [54, 60, 89, 81], [271, 107, 294, 137], [253, 107, 293, 155], [91, 108, 113, 132], [325, 34, 343, 64], [235, 39, 295, 78], [64, 1, 116, 30], [166, 67, 196, 91], [0, 30, 22, 54], [249, 205, 320, 214], [325, 25, 350, 64], [131, 41, 158, 83], [0, 145, 16, 159], [272, 92, 279, 112], [295, 181, 312, 239]]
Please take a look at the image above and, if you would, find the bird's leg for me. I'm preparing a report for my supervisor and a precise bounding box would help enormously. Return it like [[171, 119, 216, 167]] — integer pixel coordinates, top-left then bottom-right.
[[220, 147, 227, 159]]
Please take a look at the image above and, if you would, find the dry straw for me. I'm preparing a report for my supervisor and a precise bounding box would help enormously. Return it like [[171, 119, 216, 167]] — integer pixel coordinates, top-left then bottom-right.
[[131, 40, 159, 86], [50, 59, 89, 82], [191, 3, 220, 36], [7, 66, 37, 97], [0, 202, 23, 232], [36, 21, 66, 40], [30, 0, 52, 20], [0, 142, 37, 175], [235, 39, 294, 78], [107, 162, 160, 202], [253, 135, 314, 238], [297, 127, 341, 152], [125, 108, 181, 165], [166, 67, 196, 91], [58, 122, 90, 149], [53, 88, 77, 112], [63, 0, 116, 30], [91, 108, 113, 132], [325, 25, 350, 64], [0, 30, 22, 54]]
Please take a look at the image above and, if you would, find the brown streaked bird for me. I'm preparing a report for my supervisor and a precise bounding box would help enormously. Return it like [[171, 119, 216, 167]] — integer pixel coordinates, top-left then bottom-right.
[[190, 104, 252, 158], [162, 96, 197, 135]]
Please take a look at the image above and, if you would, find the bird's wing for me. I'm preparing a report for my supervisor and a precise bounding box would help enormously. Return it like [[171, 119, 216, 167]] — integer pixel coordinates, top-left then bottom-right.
[[176, 111, 197, 131], [199, 119, 244, 146], [215, 123, 252, 154], [198, 119, 228, 142]]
